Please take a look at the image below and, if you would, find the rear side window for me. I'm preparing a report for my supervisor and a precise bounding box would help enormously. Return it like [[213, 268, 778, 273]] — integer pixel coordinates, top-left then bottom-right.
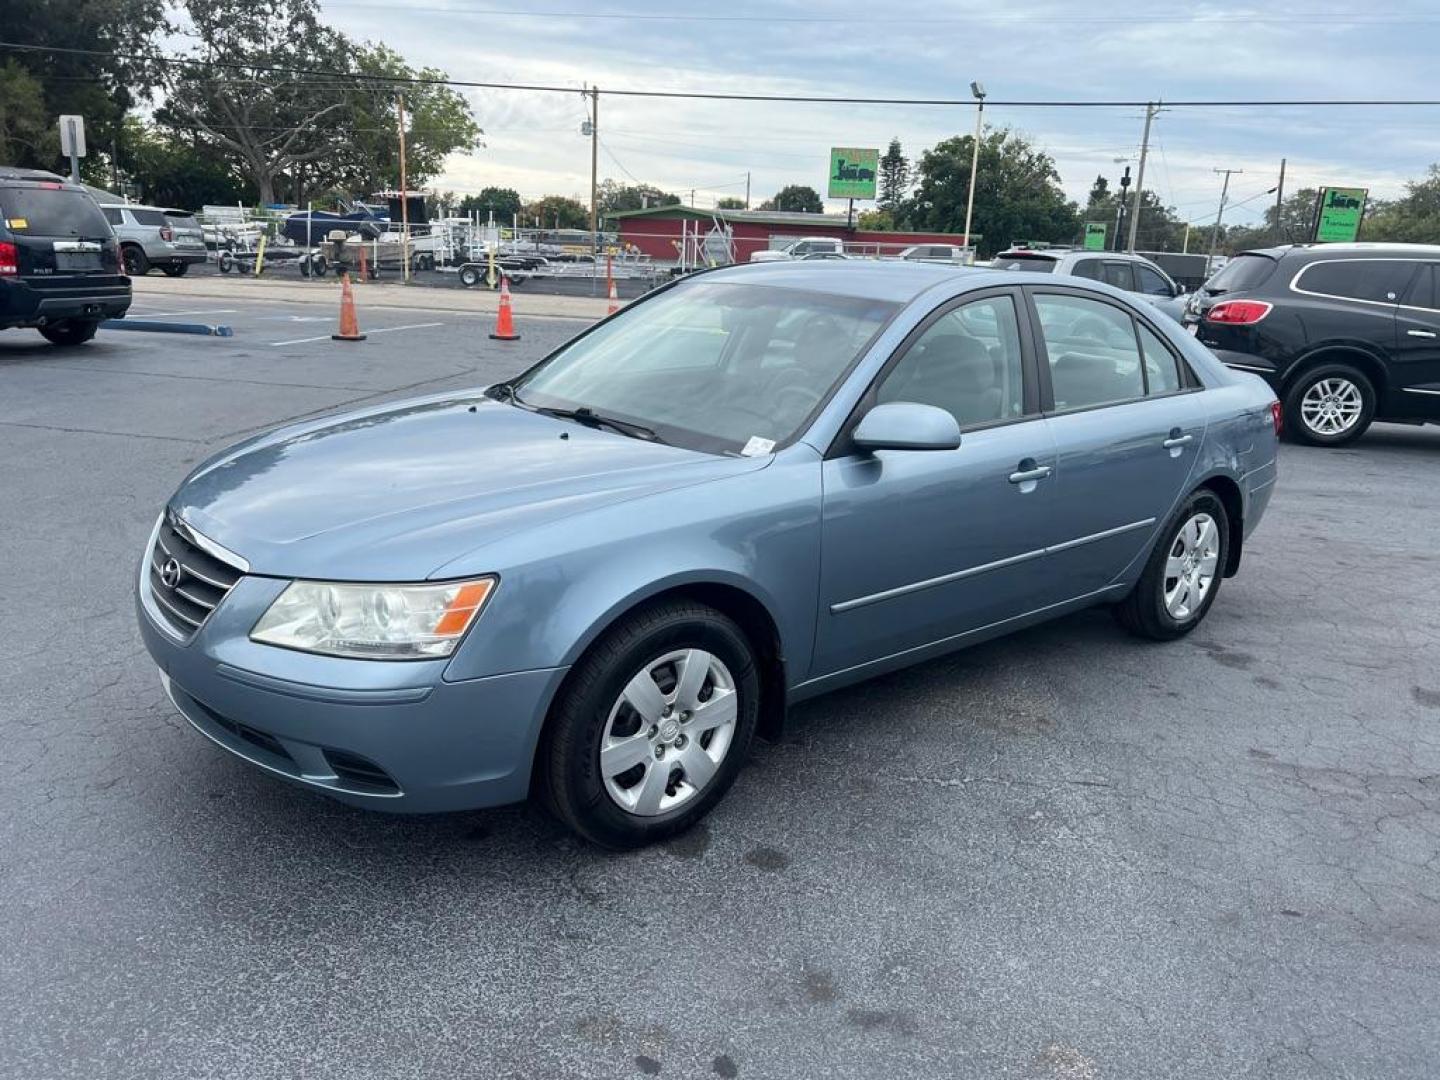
[[992, 254, 1057, 272], [1204, 253, 1277, 293], [0, 187, 112, 237], [1139, 323, 1183, 393], [102, 207, 123, 225], [1034, 294, 1146, 410], [1402, 264, 1439, 310], [1072, 259, 1103, 281], [1101, 261, 1135, 291], [1294, 259, 1411, 304], [130, 208, 169, 227]]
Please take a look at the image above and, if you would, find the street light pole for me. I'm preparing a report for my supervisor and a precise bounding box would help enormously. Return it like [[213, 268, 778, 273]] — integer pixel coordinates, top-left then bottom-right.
[[962, 81, 986, 265], [588, 86, 599, 254]]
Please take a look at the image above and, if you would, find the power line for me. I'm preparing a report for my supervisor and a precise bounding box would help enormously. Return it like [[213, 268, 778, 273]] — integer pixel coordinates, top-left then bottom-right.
[[5, 41, 1440, 107]]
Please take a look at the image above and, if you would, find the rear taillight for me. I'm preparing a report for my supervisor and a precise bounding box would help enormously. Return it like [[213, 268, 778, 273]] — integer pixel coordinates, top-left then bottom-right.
[[159, 226, 174, 242], [1270, 400, 1283, 436], [0, 241, 17, 276], [1205, 299, 1273, 325]]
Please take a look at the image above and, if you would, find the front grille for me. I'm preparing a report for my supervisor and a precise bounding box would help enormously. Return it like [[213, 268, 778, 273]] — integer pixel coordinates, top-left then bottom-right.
[[147, 516, 244, 639]]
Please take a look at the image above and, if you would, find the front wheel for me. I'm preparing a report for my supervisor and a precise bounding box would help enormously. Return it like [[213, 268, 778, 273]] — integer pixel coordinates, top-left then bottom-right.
[[39, 320, 100, 346], [458, 265, 481, 288], [1114, 490, 1229, 641], [539, 601, 761, 848], [1283, 363, 1375, 446]]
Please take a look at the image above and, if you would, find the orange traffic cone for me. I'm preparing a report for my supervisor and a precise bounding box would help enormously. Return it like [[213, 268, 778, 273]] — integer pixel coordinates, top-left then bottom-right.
[[332, 272, 366, 341], [607, 276, 620, 316], [490, 276, 520, 341]]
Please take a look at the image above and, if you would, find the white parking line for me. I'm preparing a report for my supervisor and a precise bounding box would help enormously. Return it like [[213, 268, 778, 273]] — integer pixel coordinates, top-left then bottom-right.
[[269, 321, 445, 347], [128, 308, 239, 319]]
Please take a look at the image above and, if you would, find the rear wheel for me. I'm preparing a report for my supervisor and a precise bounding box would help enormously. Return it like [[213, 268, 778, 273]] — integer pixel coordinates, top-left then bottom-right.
[[1284, 362, 1375, 446], [121, 245, 149, 276], [1114, 490, 1229, 641], [39, 320, 100, 346], [540, 601, 760, 848], [160, 263, 189, 277]]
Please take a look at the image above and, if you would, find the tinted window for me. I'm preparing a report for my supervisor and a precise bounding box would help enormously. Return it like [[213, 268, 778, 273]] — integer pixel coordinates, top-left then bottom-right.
[[1035, 294, 1146, 411], [1204, 253, 1277, 293], [130, 209, 169, 227], [1101, 261, 1135, 291], [878, 296, 1027, 427], [1402, 263, 1439, 310], [1136, 265, 1172, 296], [0, 187, 111, 237], [1296, 259, 1411, 303], [1139, 323, 1182, 394], [992, 254, 1057, 272], [102, 207, 123, 225], [516, 282, 897, 454], [1072, 259, 1103, 281]]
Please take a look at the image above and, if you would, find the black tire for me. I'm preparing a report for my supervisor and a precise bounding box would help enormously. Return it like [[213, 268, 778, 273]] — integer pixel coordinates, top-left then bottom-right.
[[39, 320, 100, 346], [458, 266, 481, 288], [160, 263, 189, 278], [217, 252, 234, 274], [1114, 489, 1230, 641], [311, 255, 328, 278], [121, 245, 149, 276], [298, 256, 312, 278], [1282, 362, 1376, 447], [539, 601, 761, 849]]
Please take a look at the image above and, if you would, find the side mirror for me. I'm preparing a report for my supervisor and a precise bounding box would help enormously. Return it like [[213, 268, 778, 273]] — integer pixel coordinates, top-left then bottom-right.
[[852, 401, 962, 452]]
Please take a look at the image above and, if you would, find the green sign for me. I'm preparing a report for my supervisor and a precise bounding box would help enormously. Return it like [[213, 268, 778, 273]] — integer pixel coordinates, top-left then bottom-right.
[[1083, 222, 1107, 251], [1314, 187, 1368, 243], [828, 147, 879, 200]]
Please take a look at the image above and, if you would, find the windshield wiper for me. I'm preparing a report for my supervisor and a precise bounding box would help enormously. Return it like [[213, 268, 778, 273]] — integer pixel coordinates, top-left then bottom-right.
[[484, 380, 519, 402], [531, 403, 665, 443]]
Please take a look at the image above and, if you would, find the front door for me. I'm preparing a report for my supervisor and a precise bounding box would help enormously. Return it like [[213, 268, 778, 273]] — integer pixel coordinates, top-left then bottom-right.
[[1027, 288, 1209, 596], [813, 291, 1061, 677]]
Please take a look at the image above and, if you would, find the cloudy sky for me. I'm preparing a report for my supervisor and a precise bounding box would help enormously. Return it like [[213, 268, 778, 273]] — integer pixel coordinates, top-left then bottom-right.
[[317, 1, 1439, 225]]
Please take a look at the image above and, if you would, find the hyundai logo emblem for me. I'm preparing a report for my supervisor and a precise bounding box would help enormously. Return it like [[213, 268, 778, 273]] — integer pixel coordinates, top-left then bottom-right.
[[160, 557, 183, 589]]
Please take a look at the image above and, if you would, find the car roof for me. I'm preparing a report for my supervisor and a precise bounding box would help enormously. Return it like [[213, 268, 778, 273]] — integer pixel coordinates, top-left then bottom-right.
[[1242, 242, 1440, 260], [704, 259, 996, 302]]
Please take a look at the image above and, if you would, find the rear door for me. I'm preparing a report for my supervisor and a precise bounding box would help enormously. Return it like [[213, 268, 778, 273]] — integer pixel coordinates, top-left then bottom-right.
[[0, 183, 118, 278], [1026, 287, 1209, 596], [1393, 261, 1440, 416]]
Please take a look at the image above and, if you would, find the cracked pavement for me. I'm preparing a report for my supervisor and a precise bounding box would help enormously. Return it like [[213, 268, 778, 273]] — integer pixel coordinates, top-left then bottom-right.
[[1, 299, 1437, 1079]]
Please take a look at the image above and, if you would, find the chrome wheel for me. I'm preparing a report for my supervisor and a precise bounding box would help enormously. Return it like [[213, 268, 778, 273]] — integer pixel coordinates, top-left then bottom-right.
[[599, 649, 738, 817], [1163, 512, 1220, 621], [1300, 377, 1363, 437]]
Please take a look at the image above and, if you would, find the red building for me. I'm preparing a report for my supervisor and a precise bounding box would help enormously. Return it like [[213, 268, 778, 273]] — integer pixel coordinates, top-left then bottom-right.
[[608, 205, 976, 264]]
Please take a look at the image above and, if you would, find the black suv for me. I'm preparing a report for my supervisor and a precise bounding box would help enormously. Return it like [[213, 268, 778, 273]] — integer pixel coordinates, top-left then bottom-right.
[[1182, 243, 1440, 445], [0, 168, 131, 345]]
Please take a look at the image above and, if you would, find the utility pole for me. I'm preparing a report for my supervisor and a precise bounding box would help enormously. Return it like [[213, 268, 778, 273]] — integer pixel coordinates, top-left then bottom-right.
[[1274, 158, 1287, 243], [397, 94, 410, 284], [1126, 101, 1161, 253], [587, 86, 599, 254], [1208, 168, 1242, 274], [745, 171, 751, 210]]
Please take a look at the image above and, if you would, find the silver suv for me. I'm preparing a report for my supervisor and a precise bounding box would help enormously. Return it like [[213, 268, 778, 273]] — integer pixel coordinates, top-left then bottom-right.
[[99, 203, 207, 277], [993, 248, 1182, 296]]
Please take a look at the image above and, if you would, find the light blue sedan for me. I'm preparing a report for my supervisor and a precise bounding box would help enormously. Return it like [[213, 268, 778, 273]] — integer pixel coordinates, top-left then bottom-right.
[[137, 261, 1280, 847]]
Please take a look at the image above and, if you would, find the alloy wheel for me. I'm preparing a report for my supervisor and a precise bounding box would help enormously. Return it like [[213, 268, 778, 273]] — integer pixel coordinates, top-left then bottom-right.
[[1163, 512, 1220, 621], [1300, 377, 1363, 437], [599, 648, 738, 816]]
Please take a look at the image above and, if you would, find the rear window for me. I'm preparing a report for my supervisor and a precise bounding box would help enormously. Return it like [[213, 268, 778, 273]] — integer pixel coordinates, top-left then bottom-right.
[[0, 186, 111, 237], [1294, 259, 1413, 304], [992, 253, 1057, 272], [1204, 253, 1277, 294], [130, 208, 169, 227]]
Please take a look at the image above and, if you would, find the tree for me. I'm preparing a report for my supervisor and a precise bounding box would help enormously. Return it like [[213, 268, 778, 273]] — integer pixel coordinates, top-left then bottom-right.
[[596, 180, 680, 214], [857, 208, 896, 230], [905, 128, 1078, 256], [1363, 169, 1440, 244], [116, 117, 253, 207], [0, 63, 49, 167], [523, 195, 588, 230], [761, 184, 824, 214], [458, 187, 523, 220], [878, 138, 910, 212], [715, 197, 747, 210]]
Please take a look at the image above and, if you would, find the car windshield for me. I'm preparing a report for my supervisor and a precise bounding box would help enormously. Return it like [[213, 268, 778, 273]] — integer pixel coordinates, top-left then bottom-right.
[[0, 187, 111, 238], [512, 281, 898, 454], [992, 253, 1058, 272]]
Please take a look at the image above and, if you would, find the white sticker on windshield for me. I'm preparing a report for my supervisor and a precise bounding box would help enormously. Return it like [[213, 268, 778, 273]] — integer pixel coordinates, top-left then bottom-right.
[[741, 436, 776, 457]]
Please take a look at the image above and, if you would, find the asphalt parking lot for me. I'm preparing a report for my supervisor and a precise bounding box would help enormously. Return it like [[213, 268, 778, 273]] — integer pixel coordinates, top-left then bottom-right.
[[2, 297, 1438, 1080]]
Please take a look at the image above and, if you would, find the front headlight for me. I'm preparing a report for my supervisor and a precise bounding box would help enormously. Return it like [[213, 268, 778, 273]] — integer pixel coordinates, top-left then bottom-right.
[[250, 578, 495, 660]]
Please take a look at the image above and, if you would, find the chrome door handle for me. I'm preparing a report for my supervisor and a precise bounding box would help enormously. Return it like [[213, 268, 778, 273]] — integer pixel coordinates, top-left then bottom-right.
[[1407, 329, 1438, 339], [1162, 434, 1194, 449], [1008, 465, 1053, 484]]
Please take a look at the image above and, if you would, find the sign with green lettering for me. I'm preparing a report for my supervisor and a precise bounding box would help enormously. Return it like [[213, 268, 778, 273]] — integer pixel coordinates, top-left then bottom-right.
[[1313, 187, 1368, 243], [1083, 222, 1107, 251], [828, 147, 879, 200]]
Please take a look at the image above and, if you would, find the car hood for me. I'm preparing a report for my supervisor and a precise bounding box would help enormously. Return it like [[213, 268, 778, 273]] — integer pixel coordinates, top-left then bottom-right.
[[172, 393, 766, 580]]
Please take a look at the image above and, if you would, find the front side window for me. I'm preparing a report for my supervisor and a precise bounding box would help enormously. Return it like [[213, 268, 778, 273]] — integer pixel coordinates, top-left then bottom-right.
[[1101, 261, 1136, 291], [1136, 265, 1173, 296], [876, 296, 1028, 427], [514, 282, 897, 454], [1295, 259, 1411, 303], [1035, 294, 1146, 411]]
